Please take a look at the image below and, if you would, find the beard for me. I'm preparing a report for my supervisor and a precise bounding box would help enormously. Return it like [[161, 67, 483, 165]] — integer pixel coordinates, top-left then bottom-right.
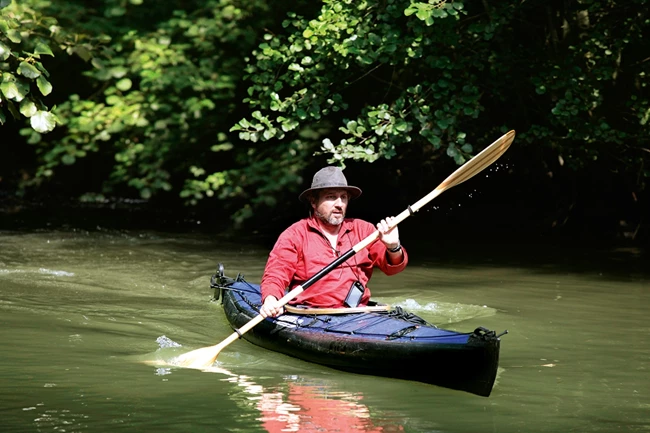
[[315, 209, 345, 226]]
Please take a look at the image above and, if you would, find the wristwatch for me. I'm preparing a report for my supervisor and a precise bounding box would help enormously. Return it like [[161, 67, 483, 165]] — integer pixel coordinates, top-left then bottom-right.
[[387, 243, 402, 253]]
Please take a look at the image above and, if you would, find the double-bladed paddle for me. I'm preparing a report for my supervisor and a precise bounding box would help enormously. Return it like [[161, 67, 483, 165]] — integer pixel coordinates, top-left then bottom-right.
[[172, 130, 515, 369]]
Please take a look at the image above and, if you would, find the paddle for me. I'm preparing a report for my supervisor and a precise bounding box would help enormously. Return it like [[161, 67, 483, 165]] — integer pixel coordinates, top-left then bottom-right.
[[172, 130, 516, 369]]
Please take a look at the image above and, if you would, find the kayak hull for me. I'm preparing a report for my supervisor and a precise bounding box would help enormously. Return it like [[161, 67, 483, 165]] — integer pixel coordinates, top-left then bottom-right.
[[214, 269, 501, 397]]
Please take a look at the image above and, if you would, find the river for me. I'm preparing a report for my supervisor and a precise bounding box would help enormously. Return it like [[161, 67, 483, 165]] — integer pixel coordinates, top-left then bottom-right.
[[1, 228, 648, 432]]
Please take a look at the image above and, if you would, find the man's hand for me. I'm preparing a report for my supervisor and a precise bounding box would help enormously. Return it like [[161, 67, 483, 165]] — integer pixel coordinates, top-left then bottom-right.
[[377, 216, 400, 250], [260, 295, 284, 318]]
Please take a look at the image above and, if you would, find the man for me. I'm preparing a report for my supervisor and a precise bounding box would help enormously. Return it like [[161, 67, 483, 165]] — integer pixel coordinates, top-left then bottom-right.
[[260, 166, 408, 318]]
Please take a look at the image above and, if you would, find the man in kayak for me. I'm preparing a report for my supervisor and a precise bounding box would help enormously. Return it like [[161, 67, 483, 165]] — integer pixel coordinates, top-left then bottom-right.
[[259, 166, 408, 318]]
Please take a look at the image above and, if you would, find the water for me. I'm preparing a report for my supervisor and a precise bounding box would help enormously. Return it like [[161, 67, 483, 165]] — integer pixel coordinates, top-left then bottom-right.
[[0, 229, 648, 432]]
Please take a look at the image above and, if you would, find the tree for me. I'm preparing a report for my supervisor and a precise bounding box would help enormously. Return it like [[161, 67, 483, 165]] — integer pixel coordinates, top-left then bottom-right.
[[216, 0, 648, 231], [2, 0, 649, 237]]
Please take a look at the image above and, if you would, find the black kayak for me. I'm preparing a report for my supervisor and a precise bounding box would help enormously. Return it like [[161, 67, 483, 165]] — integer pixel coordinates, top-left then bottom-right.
[[211, 265, 503, 397]]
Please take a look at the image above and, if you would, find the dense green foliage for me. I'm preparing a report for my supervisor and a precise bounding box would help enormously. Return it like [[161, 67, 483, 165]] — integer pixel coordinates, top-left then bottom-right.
[[233, 0, 649, 182], [0, 0, 63, 132], [1, 0, 648, 237]]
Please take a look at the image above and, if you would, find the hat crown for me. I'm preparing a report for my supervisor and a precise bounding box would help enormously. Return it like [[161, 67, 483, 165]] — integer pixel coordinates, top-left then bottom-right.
[[310, 166, 350, 189], [298, 166, 362, 202]]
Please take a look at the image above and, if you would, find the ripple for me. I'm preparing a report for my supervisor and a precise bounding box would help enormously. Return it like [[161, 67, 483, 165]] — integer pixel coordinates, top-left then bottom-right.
[[0, 268, 74, 277], [394, 298, 497, 324], [39, 268, 75, 277], [156, 335, 182, 349]]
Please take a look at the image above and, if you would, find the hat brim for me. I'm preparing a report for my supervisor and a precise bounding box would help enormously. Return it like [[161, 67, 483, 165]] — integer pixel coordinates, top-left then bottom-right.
[[299, 186, 362, 203]]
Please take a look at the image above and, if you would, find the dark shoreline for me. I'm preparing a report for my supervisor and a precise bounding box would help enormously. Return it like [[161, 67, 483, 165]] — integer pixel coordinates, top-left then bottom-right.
[[2, 194, 647, 282], [1, 193, 646, 246]]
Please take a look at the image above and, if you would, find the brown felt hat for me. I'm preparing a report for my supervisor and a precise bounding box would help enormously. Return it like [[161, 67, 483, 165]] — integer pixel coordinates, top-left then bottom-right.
[[298, 166, 362, 203]]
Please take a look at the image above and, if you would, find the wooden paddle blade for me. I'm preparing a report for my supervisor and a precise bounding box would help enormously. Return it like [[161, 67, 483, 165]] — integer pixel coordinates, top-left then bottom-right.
[[172, 314, 266, 368], [436, 130, 515, 193], [171, 344, 222, 369], [406, 130, 515, 216]]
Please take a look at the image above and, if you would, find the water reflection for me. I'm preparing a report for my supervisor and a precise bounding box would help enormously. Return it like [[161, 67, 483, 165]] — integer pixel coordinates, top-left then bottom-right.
[[221, 372, 405, 433], [145, 342, 405, 433]]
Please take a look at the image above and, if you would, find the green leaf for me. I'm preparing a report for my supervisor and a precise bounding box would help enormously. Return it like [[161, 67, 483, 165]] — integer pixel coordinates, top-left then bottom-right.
[[36, 76, 52, 96], [395, 119, 408, 132], [18, 62, 41, 79], [0, 0, 11, 9], [19, 99, 37, 117], [91, 57, 105, 69], [404, 6, 417, 17], [416, 9, 430, 21], [116, 78, 132, 91], [281, 118, 299, 132], [26, 131, 41, 144], [6, 29, 21, 43], [30, 110, 57, 133], [107, 6, 126, 17], [34, 42, 54, 57], [322, 138, 334, 150], [0, 41, 10, 61], [210, 143, 234, 152], [6, 98, 20, 118], [0, 80, 28, 101], [61, 154, 76, 165], [432, 9, 448, 18], [72, 45, 92, 62]]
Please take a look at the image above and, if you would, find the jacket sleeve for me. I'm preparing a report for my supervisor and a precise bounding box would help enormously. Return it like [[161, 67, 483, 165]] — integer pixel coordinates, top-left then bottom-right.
[[261, 227, 300, 301]]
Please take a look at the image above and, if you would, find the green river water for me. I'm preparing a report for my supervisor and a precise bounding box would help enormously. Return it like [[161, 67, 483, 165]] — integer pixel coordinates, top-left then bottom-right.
[[0, 229, 648, 432]]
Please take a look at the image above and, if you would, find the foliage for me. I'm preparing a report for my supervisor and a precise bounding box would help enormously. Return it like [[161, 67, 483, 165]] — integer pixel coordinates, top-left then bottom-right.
[[508, 1, 649, 183], [231, 0, 648, 184], [16, 0, 279, 212], [1, 0, 649, 234], [0, 0, 77, 132], [231, 0, 478, 168]]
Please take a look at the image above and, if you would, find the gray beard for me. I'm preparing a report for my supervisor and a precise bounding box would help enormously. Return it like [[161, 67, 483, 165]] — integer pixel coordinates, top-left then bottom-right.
[[315, 210, 344, 226]]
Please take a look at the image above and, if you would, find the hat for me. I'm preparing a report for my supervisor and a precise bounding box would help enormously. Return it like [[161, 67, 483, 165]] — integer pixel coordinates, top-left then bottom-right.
[[298, 166, 362, 203]]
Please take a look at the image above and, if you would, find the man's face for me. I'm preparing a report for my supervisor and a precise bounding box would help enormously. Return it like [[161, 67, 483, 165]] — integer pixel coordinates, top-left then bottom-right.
[[312, 188, 349, 226]]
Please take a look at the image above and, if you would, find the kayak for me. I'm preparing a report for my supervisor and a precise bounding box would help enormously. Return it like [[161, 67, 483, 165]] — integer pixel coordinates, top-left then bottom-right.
[[210, 264, 503, 397]]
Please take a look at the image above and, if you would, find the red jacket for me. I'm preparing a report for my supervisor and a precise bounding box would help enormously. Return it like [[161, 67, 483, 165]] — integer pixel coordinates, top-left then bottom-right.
[[261, 215, 408, 308]]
